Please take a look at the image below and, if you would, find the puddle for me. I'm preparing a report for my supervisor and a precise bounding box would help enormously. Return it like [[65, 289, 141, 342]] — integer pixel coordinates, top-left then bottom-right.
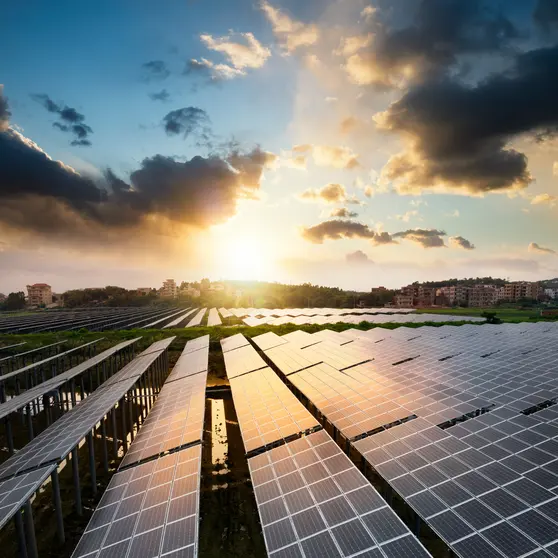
[[211, 399, 229, 474]]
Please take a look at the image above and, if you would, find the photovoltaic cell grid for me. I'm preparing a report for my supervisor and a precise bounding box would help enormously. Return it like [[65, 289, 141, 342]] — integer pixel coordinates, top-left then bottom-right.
[[221, 333, 251, 353], [163, 308, 196, 329], [0, 338, 174, 480], [223, 345, 268, 379], [119, 342, 207, 469], [230, 367, 320, 455], [0, 464, 56, 529], [186, 308, 207, 328], [72, 444, 201, 558], [266, 322, 558, 557], [207, 308, 222, 327], [249, 429, 432, 558], [0, 338, 140, 421]]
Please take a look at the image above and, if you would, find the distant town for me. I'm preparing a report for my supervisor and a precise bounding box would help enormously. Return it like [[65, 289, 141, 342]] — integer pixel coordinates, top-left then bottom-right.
[[1, 277, 558, 311]]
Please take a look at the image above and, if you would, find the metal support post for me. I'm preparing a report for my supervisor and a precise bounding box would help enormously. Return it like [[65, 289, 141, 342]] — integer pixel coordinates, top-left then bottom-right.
[[23, 501, 38, 558], [121, 398, 128, 452], [26, 405, 34, 441], [5, 417, 14, 455], [101, 417, 109, 474], [50, 469, 65, 544], [87, 432, 97, 495], [14, 509, 28, 558], [71, 447, 82, 515]]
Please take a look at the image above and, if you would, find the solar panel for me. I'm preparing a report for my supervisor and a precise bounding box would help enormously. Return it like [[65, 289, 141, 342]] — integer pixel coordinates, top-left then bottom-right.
[[249, 430, 431, 558], [119, 339, 207, 469], [220, 333, 251, 353], [0, 338, 140, 421], [223, 345, 268, 379], [207, 308, 222, 326], [0, 338, 175, 480], [186, 308, 207, 327], [163, 308, 196, 329], [252, 332, 289, 352], [229, 367, 320, 455], [71, 444, 201, 558], [0, 464, 57, 529]]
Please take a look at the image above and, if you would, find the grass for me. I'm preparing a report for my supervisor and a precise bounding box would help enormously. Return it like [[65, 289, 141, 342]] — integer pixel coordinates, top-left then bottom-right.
[[416, 306, 546, 322]]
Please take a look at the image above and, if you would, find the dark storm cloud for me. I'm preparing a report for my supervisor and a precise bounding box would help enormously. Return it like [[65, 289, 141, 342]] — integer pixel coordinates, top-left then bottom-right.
[[348, 0, 519, 88], [32, 94, 93, 146], [149, 89, 171, 102], [392, 228, 446, 248], [379, 43, 558, 194], [534, 0, 558, 29], [0, 90, 274, 242], [162, 107, 211, 143], [301, 220, 393, 245], [141, 60, 170, 81]]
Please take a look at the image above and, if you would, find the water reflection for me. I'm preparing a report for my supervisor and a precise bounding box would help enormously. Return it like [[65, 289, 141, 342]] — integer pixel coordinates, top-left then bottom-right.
[[211, 398, 229, 474]]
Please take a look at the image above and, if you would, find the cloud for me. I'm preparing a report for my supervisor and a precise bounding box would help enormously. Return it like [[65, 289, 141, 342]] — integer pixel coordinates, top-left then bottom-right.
[[0, 93, 274, 246], [185, 57, 244, 82], [395, 210, 418, 222], [340, 116, 359, 135], [141, 60, 170, 81], [344, 0, 518, 89], [301, 219, 393, 245], [335, 34, 373, 57], [260, 1, 319, 53], [392, 228, 446, 248], [529, 242, 556, 254], [534, 0, 558, 29], [447, 209, 460, 217], [330, 207, 358, 218], [312, 145, 360, 170], [0, 86, 10, 131], [553, 162, 558, 176], [299, 183, 361, 205], [200, 32, 271, 72], [531, 193, 557, 206], [449, 235, 475, 250], [162, 107, 211, 143], [32, 94, 93, 146], [346, 250, 372, 264], [149, 89, 171, 102]]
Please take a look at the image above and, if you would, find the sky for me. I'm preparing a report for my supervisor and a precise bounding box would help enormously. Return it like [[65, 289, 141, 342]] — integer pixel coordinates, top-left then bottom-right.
[[2, 0, 558, 293]]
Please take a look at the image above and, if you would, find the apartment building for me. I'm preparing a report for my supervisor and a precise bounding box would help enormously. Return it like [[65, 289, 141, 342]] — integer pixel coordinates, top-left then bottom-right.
[[160, 279, 178, 299], [26, 283, 53, 306], [439, 286, 470, 306], [468, 285, 498, 307], [393, 293, 414, 308], [504, 282, 542, 301]]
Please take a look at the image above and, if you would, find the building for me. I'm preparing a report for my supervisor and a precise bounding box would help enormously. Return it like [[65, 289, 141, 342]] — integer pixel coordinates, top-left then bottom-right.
[[26, 283, 53, 306], [371, 286, 388, 294], [393, 294, 414, 308], [136, 287, 153, 296], [208, 282, 226, 293], [468, 285, 497, 307], [439, 286, 470, 306], [503, 282, 542, 301], [160, 279, 177, 299], [545, 288, 558, 299]]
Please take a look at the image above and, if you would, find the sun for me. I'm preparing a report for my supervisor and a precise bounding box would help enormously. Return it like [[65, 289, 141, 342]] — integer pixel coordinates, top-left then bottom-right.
[[219, 235, 273, 280]]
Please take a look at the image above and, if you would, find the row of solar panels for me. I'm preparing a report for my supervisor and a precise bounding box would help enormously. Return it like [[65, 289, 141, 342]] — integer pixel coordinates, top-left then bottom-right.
[[0, 336, 176, 557], [251, 322, 558, 557], [225, 308, 417, 318], [0, 306, 187, 334], [221, 334, 433, 558], [71, 335, 210, 558]]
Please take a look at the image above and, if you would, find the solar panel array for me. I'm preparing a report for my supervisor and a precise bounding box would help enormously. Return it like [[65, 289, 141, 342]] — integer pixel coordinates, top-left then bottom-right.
[[72, 335, 208, 558], [119, 338, 208, 469], [221, 334, 431, 557], [254, 322, 558, 557], [72, 444, 201, 558], [0, 306, 185, 333], [186, 308, 207, 327], [219, 307, 483, 327], [0, 464, 57, 530], [0, 337, 140, 421], [163, 308, 197, 329], [207, 308, 222, 326], [0, 338, 175, 480]]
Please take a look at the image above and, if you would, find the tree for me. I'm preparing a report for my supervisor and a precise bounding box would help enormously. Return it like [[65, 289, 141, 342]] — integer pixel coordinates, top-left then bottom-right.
[[4, 292, 26, 310]]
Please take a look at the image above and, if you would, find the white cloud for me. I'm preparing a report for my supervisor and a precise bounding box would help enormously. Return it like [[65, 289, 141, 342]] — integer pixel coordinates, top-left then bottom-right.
[[200, 32, 271, 71], [395, 210, 419, 222], [261, 1, 319, 53], [531, 193, 557, 206]]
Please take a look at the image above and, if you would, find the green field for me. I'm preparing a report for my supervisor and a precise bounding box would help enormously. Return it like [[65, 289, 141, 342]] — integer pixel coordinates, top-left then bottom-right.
[[416, 306, 543, 322]]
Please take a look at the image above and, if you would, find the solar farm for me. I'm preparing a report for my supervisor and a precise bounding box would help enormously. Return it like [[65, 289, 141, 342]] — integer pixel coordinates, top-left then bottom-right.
[[1, 312, 558, 558]]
